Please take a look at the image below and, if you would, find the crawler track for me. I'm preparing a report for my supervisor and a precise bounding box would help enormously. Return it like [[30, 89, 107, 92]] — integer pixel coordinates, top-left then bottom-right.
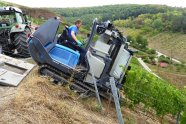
[[39, 64, 112, 99]]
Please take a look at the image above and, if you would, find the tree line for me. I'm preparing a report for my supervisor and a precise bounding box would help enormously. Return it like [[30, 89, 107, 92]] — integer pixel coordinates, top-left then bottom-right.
[[114, 11, 186, 34], [51, 4, 173, 28]]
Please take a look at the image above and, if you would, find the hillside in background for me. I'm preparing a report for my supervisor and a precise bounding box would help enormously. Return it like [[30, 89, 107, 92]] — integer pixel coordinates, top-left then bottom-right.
[[0, 0, 57, 24], [51, 4, 185, 30], [51, 4, 186, 62], [113, 10, 186, 62], [51, 4, 172, 27], [118, 27, 186, 63], [148, 32, 186, 62]]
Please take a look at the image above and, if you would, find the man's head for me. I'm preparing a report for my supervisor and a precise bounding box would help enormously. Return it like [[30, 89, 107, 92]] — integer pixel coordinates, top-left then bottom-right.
[[75, 19, 82, 28]]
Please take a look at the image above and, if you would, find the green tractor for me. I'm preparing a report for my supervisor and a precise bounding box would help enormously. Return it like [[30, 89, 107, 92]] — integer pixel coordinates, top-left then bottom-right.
[[0, 7, 32, 58]]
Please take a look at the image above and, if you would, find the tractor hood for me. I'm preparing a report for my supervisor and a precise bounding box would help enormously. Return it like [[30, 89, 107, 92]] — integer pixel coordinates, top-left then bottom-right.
[[32, 17, 60, 44], [0, 7, 22, 13], [0, 26, 12, 30]]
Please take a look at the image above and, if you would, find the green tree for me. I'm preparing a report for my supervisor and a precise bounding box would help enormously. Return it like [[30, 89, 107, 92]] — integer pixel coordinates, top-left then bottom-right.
[[152, 19, 163, 31], [172, 16, 183, 32], [136, 35, 148, 50]]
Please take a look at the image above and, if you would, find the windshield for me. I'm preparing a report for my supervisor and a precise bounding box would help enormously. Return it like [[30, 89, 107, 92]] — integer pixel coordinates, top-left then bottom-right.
[[16, 13, 25, 24], [0, 12, 16, 27]]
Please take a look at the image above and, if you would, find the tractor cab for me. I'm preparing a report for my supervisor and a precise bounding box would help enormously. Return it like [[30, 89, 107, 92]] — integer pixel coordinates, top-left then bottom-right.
[[0, 7, 27, 27]]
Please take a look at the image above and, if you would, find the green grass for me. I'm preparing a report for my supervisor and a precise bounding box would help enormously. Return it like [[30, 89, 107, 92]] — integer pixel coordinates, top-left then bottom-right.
[[32, 18, 45, 25], [117, 28, 142, 39]]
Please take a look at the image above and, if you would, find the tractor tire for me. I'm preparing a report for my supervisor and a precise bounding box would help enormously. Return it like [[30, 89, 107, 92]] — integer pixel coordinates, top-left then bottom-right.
[[2, 45, 14, 56], [14, 28, 31, 58]]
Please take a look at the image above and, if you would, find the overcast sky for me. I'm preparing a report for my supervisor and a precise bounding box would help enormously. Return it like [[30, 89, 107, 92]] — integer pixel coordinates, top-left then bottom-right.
[[3, 0, 186, 8]]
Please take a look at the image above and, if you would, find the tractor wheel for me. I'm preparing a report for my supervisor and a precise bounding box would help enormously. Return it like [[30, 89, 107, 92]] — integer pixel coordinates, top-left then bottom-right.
[[14, 28, 31, 58], [2, 45, 14, 56]]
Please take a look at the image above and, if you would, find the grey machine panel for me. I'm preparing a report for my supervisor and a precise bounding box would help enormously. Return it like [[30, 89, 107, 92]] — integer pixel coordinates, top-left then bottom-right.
[[110, 45, 131, 79], [85, 51, 105, 83], [0, 54, 35, 86], [91, 29, 113, 57]]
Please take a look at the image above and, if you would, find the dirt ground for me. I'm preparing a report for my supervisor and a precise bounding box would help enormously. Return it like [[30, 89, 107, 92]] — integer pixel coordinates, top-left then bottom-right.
[[0, 66, 175, 124], [0, 68, 118, 124], [0, 86, 16, 107]]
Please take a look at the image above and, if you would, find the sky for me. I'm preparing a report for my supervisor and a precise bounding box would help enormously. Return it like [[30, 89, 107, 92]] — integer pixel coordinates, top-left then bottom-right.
[[3, 0, 186, 8]]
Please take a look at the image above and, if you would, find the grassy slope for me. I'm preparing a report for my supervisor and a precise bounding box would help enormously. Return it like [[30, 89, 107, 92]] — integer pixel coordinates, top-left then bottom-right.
[[0, 67, 166, 124], [0, 68, 117, 124], [147, 63, 186, 88], [148, 32, 186, 63], [148, 32, 186, 87], [120, 27, 186, 64]]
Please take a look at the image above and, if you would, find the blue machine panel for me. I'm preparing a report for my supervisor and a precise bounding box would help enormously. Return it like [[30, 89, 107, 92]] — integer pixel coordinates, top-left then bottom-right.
[[49, 44, 80, 68]]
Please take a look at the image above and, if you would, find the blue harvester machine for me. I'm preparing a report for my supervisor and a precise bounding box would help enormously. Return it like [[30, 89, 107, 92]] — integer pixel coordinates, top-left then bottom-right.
[[28, 17, 135, 124]]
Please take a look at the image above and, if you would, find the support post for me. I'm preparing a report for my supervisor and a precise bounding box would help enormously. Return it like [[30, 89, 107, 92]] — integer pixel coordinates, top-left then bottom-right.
[[110, 77, 124, 124]]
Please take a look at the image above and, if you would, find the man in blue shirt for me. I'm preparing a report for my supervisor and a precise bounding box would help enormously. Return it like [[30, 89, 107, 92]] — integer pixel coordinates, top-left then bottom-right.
[[67, 19, 86, 65], [68, 19, 82, 46]]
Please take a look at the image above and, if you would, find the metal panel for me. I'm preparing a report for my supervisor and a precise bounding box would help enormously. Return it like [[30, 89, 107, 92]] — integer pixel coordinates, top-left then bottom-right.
[[92, 40, 110, 55], [0, 54, 35, 86], [86, 51, 105, 78], [110, 45, 131, 79]]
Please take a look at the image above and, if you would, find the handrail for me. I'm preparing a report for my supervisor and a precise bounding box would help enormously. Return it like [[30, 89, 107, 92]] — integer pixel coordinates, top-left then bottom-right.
[[85, 18, 98, 51]]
